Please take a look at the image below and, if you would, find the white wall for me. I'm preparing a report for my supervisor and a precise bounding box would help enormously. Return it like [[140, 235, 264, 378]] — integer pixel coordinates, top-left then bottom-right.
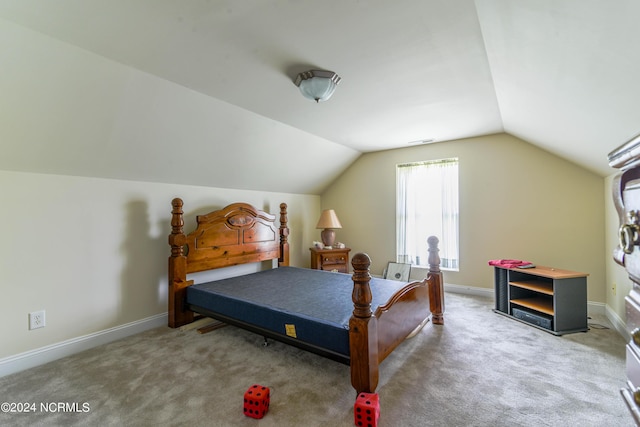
[[321, 133, 606, 304], [0, 170, 318, 360], [0, 15, 333, 371]]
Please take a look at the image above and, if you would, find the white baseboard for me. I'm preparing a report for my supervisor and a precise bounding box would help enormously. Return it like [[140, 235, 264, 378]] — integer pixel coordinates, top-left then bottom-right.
[[585, 300, 606, 316], [444, 282, 494, 298], [444, 283, 623, 338], [0, 313, 167, 378], [606, 304, 629, 342]]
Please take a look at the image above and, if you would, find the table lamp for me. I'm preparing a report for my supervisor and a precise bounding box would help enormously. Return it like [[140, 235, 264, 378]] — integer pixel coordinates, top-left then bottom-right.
[[316, 209, 342, 248]]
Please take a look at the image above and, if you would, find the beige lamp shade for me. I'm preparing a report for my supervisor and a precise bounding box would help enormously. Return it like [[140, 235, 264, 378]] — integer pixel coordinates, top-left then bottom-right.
[[316, 209, 342, 229], [316, 209, 342, 248]]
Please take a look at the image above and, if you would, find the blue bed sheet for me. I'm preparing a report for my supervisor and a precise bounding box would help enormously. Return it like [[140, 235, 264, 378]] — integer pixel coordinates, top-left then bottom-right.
[[186, 266, 406, 358]]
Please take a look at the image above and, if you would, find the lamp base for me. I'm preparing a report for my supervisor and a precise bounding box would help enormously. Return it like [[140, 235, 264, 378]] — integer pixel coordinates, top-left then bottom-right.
[[320, 229, 336, 248]]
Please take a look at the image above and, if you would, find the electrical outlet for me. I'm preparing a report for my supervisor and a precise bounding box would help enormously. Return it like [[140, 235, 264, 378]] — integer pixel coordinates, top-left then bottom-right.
[[29, 310, 45, 330]]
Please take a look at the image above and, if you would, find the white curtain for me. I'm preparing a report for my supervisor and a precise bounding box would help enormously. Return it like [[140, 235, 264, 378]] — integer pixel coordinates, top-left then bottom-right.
[[396, 158, 459, 270]]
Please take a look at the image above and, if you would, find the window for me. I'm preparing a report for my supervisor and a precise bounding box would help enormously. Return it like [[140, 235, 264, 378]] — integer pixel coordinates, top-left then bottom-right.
[[396, 158, 459, 270]]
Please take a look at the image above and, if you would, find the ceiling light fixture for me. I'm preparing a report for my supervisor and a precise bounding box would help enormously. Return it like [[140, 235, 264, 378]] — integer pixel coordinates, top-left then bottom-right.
[[294, 70, 341, 102]]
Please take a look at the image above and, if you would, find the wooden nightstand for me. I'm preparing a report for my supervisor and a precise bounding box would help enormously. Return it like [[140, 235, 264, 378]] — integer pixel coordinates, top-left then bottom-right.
[[309, 247, 351, 273]]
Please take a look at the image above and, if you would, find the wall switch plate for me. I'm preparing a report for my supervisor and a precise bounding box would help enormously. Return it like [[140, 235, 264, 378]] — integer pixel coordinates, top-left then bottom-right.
[[29, 310, 45, 330]]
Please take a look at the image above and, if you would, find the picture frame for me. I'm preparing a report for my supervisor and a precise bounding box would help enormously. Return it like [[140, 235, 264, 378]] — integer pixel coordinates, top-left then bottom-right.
[[384, 262, 411, 281]]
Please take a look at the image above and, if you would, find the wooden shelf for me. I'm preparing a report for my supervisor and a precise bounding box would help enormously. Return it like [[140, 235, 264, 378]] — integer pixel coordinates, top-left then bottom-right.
[[509, 280, 553, 295], [510, 297, 554, 316], [494, 265, 587, 335], [495, 264, 588, 279]]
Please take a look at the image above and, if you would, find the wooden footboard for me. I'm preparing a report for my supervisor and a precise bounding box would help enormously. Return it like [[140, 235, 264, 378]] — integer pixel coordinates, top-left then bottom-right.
[[349, 236, 444, 394]]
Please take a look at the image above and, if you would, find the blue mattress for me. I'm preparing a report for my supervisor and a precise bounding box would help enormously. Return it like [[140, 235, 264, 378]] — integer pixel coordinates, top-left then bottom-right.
[[186, 266, 407, 358]]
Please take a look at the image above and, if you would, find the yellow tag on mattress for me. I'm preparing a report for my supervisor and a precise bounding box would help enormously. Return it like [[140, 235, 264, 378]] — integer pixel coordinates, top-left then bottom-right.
[[285, 324, 297, 338]]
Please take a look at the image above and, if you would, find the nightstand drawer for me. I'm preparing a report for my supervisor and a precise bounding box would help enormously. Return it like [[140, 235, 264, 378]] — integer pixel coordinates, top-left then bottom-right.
[[322, 254, 347, 265]]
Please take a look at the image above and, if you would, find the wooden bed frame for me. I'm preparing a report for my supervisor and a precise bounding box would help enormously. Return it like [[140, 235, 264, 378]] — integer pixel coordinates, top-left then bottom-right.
[[168, 198, 444, 394]]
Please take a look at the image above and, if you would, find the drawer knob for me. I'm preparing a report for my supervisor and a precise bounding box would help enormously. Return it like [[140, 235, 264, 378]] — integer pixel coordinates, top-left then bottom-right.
[[620, 211, 640, 254], [633, 328, 640, 346], [634, 387, 640, 406]]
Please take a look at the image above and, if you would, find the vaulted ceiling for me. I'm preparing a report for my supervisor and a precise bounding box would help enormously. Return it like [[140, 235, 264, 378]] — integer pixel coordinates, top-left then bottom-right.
[[1, 0, 639, 194]]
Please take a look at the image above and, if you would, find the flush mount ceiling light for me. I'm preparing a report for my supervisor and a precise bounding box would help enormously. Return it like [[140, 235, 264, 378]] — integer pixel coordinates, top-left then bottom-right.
[[294, 70, 341, 102]]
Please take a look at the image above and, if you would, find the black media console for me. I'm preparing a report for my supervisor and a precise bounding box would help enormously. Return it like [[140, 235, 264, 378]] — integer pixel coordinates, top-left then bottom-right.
[[492, 265, 588, 335]]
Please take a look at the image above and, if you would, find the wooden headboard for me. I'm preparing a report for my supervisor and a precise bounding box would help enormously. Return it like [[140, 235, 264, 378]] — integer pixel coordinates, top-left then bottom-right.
[[168, 198, 290, 327]]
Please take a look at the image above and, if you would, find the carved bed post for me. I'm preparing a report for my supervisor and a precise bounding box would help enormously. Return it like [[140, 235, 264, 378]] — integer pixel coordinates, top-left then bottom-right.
[[168, 198, 194, 328], [427, 235, 445, 325], [349, 253, 379, 394], [279, 203, 290, 267]]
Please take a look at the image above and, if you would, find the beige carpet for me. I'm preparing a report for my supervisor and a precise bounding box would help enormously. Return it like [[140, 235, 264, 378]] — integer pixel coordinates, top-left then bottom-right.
[[0, 292, 632, 426]]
